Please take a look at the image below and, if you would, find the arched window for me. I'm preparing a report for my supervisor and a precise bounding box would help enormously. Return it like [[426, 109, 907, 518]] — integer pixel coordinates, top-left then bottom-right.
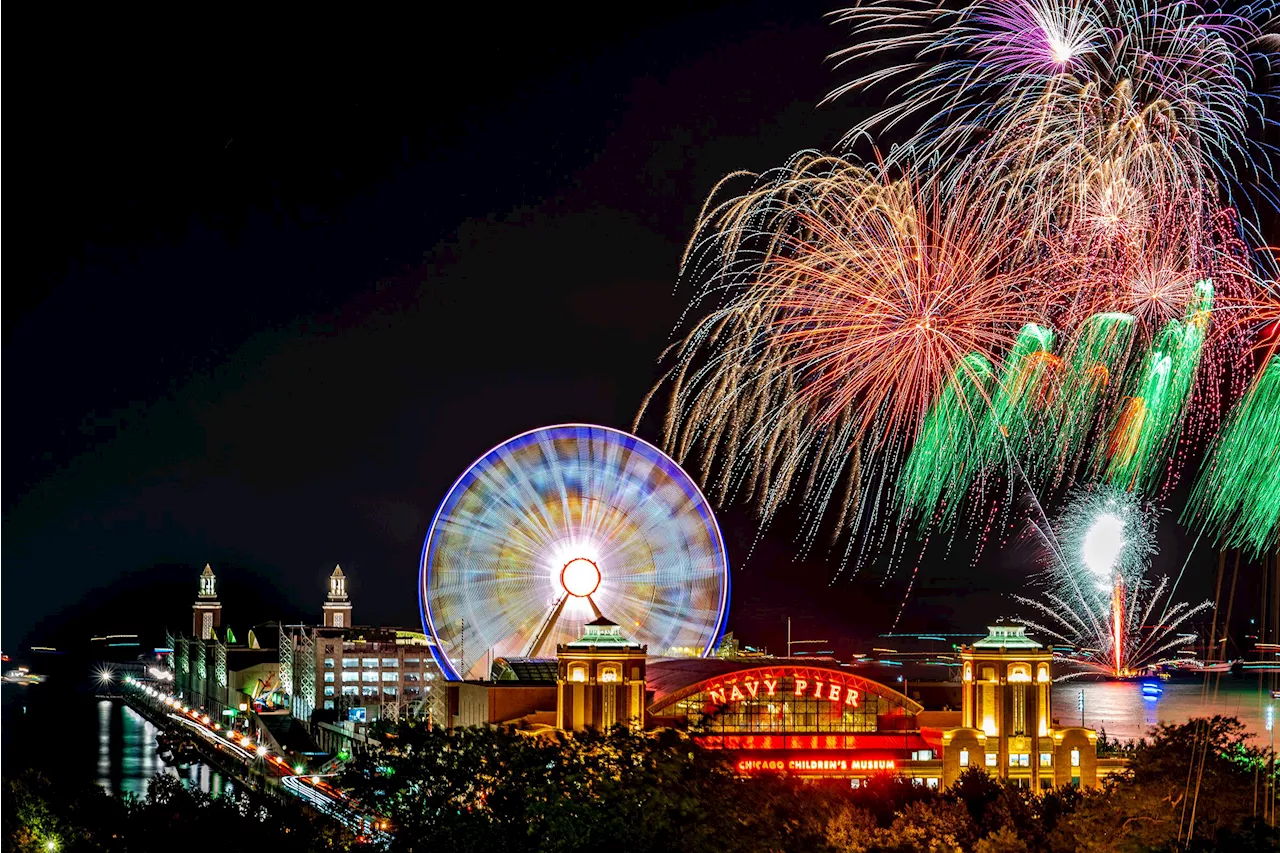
[[1008, 664, 1032, 683], [599, 664, 620, 683], [568, 663, 587, 683], [981, 666, 996, 682], [1037, 664, 1050, 683], [963, 663, 973, 682]]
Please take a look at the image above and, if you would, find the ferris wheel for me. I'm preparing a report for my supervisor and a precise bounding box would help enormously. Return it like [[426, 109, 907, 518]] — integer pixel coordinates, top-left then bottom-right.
[[420, 424, 730, 681]]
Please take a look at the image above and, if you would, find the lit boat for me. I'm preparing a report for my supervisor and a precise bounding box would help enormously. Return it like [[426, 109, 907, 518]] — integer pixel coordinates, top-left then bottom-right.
[[1140, 681, 1163, 699]]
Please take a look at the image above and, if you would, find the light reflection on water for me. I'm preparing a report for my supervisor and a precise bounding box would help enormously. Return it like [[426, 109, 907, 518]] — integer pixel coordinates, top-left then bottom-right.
[[95, 700, 234, 798], [1052, 678, 1278, 744]]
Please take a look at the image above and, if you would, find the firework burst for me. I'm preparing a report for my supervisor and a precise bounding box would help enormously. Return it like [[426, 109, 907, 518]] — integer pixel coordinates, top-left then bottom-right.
[[1015, 486, 1211, 677], [637, 154, 1051, 565], [640, 0, 1278, 586]]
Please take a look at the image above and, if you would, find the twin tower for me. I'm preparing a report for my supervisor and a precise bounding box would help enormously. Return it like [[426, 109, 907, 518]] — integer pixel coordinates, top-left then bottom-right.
[[192, 564, 353, 637]]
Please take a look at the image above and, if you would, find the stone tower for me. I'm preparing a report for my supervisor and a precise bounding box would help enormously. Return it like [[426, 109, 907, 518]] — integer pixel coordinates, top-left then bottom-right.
[[556, 616, 648, 732], [192, 564, 222, 640], [322, 564, 353, 628]]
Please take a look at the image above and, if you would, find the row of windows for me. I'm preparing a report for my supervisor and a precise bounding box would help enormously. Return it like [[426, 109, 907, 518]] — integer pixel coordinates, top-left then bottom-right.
[[959, 749, 1080, 768], [325, 657, 430, 668], [331, 670, 431, 683], [327, 684, 428, 697], [673, 690, 883, 734], [852, 778, 939, 789]]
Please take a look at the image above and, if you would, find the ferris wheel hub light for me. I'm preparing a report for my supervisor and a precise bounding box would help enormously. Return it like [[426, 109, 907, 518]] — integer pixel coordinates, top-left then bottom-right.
[[561, 558, 601, 598]]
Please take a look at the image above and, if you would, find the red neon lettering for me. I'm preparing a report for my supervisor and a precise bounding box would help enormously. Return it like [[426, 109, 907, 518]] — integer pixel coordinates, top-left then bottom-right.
[[813, 681, 825, 698], [744, 680, 759, 698], [828, 683, 842, 702], [729, 685, 745, 702], [709, 687, 726, 704], [763, 679, 777, 696], [794, 679, 808, 696], [845, 689, 859, 707]]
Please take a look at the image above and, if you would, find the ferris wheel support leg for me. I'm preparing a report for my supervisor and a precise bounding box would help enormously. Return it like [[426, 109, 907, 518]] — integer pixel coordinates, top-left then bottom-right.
[[587, 595, 603, 621], [526, 594, 570, 659]]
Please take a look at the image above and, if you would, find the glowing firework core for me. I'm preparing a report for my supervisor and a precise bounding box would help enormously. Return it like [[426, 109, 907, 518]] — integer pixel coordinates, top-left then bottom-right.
[[561, 558, 602, 598], [1049, 38, 1073, 65], [1081, 512, 1125, 579]]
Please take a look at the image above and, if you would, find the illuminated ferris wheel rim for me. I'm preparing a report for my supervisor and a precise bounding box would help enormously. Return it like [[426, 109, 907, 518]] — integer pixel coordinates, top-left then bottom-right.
[[418, 422, 732, 681]]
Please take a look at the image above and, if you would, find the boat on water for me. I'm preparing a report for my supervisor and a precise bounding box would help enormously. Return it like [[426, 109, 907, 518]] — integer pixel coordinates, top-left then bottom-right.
[[2, 666, 47, 685]]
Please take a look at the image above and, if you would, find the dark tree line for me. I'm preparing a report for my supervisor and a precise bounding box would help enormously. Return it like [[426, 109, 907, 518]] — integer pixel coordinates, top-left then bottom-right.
[[6, 715, 1277, 852], [344, 715, 1278, 853], [3, 771, 355, 853]]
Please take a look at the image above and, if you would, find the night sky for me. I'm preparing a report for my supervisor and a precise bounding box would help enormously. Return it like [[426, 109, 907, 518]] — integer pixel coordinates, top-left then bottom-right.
[[5, 3, 1231, 655]]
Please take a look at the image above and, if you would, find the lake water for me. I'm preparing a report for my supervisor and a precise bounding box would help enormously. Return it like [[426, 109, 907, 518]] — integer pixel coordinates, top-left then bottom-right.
[[3, 681, 233, 799], [92, 697, 235, 798], [1053, 678, 1277, 745]]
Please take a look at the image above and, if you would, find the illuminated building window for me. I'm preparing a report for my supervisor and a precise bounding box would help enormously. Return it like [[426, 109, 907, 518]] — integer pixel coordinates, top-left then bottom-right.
[[381, 672, 398, 682], [1071, 748, 1080, 767], [850, 779, 861, 789], [362, 686, 378, 697], [985, 753, 998, 768], [341, 686, 358, 696], [668, 676, 881, 734], [959, 749, 969, 767], [599, 664, 620, 683], [1009, 754, 1030, 767], [981, 666, 995, 682], [323, 686, 335, 696], [383, 686, 397, 696], [1012, 684, 1027, 735], [362, 671, 378, 683], [1008, 664, 1031, 683], [341, 672, 359, 682], [569, 664, 587, 683], [381, 658, 398, 668], [342, 658, 359, 668], [403, 658, 420, 665], [361, 658, 378, 668], [926, 778, 939, 789], [403, 672, 421, 682], [1040, 753, 1052, 767], [324, 672, 334, 683], [963, 663, 972, 682], [404, 686, 421, 696], [324, 658, 335, 669], [1037, 665, 1050, 683], [323, 700, 335, 710], [910, 750, 934, 761], [981, 685, 997, 736]]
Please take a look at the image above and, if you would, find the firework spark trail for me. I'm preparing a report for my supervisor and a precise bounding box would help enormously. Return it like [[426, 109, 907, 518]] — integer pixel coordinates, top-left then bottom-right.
[[639, 157, 1049, 570], [1184, 357, 1280, 555], [638, 0, 1278, 588], [827, 0, 1276, 226], [1105, 281, 1213, 491], [1016, 486, 1212, 677]]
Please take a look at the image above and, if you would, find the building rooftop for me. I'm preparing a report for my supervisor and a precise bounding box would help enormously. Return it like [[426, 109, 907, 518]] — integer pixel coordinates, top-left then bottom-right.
[[971, 625, 1043, 650], [563, 616, 645, 650], [491, 657, 559, 683]]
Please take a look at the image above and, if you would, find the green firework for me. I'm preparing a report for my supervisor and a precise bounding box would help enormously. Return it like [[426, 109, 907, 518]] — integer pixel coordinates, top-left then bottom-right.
[[1043, 312, 1135, 486], [1184, 356, 1280, 556], [897, 352, 995, 527], [1106, 281, 1211, 492]]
